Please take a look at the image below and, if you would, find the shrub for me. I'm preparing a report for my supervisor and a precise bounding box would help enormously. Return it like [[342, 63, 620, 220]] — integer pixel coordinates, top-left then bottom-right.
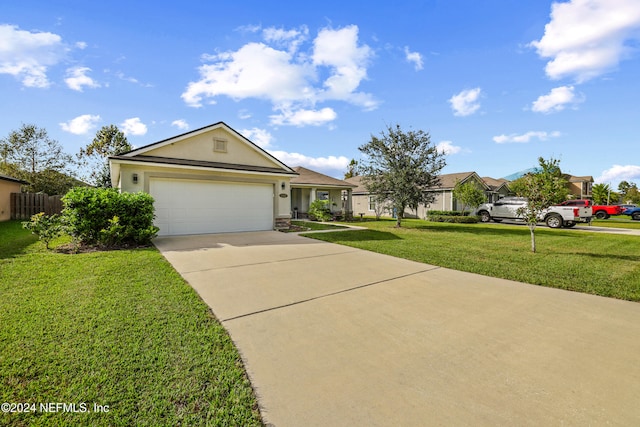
[[62, 187, 159, 246], [427, 210, 469, 217], [22, 212, 64, 249], [427, 213, 479, 223], [308, 199, 332, 222]]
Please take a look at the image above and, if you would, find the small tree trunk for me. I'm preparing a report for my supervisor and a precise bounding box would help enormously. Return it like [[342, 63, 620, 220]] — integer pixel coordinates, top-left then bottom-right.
[[529, 225, 536, 253]]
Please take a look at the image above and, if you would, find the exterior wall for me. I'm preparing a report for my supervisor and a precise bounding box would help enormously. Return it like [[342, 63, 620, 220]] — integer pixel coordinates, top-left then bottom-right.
[[145, 128, 278, 169], [0, 180, 22, 221], [118, 163, 292, 226], [568, 181, 592, 199]]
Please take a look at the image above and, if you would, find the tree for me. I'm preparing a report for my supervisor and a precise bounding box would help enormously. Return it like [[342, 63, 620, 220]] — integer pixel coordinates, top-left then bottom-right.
[[358, 124, 446, 227], [0, 124, 76, 193], [452, 179, 486, 212], [618, 181, 640, 203], [79, 125, 131, 187], [592, 183, 615, 205], [344, 159, 359, 179], [512, 157, 568, 253]]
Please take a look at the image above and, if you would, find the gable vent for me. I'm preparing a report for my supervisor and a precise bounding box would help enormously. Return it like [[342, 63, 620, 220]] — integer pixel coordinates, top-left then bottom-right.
[[213, 138, 227, 153]]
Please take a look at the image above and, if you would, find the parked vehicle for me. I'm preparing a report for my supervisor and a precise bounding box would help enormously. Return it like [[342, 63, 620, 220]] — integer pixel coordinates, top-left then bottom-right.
[[619, 204, 638, 214], [558, 199, 624, 219], [475, 197, 593, 228], [623, 207, 640, 221]]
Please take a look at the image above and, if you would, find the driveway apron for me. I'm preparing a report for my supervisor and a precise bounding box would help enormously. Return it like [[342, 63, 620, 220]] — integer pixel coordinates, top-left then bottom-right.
[[155, 231, 640, 426]]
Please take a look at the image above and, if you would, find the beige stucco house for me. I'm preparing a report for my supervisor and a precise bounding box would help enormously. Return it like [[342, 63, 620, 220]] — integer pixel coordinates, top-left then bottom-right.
[[109, 122, 298, 236], [290, 166, 356, 219], [0, 174, 27, 221], [347, 172, 511, 219]]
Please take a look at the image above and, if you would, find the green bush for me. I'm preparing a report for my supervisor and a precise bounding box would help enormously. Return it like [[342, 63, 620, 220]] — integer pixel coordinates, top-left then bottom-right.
[[62, 187, 159, 246], [427, 214, 479, 223], [22, 212, 64, 249], [308, 199, 332, 222], [427, 210, 469, 217]]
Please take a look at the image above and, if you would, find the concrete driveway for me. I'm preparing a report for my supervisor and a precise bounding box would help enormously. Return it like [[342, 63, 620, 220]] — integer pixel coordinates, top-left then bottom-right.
[[154, 231, 640, 426]]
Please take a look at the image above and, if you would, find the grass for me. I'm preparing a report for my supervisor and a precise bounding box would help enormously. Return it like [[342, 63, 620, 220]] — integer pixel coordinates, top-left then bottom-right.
[[0, 221, 262, 427], [289, 220, 348, 231], [304, 218, 640, 301], [592, 215, 640, 229]]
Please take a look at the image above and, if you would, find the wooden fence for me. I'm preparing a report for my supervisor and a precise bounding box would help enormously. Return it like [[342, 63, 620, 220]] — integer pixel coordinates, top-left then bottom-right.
[[10, 193, 63, 220]]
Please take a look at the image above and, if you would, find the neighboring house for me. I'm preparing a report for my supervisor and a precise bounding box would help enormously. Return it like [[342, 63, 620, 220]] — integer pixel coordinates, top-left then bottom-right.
[[289, 166, 356, 219], [347, 172, 509, 218], [0, 174, 27, 221], [109, 122, 298, 236], [481, 176, 511, 202], [565, 175, 593, 199]]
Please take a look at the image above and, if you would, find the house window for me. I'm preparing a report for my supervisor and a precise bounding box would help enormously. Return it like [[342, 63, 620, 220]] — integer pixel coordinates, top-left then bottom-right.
[[317, 191, 329, 200], [213, 138, 227, 153], [368, 196, 376, 211]]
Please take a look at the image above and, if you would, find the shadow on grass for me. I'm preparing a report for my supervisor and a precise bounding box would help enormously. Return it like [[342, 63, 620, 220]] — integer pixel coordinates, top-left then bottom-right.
[[0, 221, 38, 259], [304, 229, 402, 242], [560, 252, 640, 262]]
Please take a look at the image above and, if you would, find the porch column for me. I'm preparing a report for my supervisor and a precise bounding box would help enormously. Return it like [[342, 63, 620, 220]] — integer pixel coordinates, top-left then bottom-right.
[[346, 189, 352, 217], [309, 187, 316, 205]]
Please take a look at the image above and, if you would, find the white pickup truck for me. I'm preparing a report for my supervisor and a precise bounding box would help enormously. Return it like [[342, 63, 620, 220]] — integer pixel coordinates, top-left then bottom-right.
[[475, 197, 593, 228]]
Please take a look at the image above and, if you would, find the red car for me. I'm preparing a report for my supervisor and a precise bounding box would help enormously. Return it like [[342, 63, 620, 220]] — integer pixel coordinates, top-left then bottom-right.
[[558, 200, 624, 219]]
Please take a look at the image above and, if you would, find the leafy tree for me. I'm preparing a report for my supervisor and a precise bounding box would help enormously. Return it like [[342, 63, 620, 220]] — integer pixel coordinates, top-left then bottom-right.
[[452, 179, 486, 212], [358, 124, 446, 227], [344, 159, 359, 179], [512, 157, 568, 253], [79, 125, 131, 187], [618, 181, 640, 203], [591, 183, 615, 205], [0, 124, 76, 193], [22, 213, 64, 249]]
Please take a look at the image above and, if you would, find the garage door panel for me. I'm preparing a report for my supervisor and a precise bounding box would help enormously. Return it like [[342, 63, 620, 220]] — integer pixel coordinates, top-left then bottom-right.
[[149, 178, 274, 236]]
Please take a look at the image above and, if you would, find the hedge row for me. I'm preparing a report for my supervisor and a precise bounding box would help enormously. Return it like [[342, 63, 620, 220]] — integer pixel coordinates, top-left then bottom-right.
[[427, 211, 479, 223]]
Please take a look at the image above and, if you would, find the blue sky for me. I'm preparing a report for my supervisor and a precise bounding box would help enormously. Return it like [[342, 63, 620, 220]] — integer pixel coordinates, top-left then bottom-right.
[[1, 0, 640, 187]]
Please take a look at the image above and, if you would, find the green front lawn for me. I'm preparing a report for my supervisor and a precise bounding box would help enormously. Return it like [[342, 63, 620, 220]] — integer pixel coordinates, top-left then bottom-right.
[[0, 221, 262, 426], [592, 216, 640, 229], [305, 219, 640, 301]]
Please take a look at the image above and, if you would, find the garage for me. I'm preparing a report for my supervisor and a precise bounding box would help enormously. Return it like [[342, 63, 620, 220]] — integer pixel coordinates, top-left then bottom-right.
[[150, 178, 274, 236]]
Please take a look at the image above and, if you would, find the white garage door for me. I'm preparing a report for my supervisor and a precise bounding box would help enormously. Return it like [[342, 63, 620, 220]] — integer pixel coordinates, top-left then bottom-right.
[[149, 178, 274, 236]]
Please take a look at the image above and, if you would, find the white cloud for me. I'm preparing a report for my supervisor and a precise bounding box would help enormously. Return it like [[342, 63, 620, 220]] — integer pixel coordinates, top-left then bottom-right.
[[493, 131, 561, 144], [59, 114, 101, 135], [120, 117, 148, 136], [596, 165, 640, 184], [312, 25, 376, 108], [449, 88, 482, 117], [182, 42, 311, 107], [270, 107, 337, 127], [404, 46, 424, 71], [436, 140, 462, 155], [75, 41, 87, 49], [262, 26, 308, 53], [65, 66, 100, 91], [0, 24, 66, 88], [530, 0, 640, 82], [171, 119, 189, 131], [182, 25, 378, 125], [269, 150, 350, 172], [239, 127, 273, 148], [531, 85, 584, 113]]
